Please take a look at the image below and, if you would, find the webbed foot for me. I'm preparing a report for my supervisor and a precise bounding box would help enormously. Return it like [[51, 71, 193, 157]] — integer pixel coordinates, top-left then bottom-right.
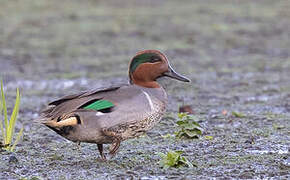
[[97, 144, 106, 161]]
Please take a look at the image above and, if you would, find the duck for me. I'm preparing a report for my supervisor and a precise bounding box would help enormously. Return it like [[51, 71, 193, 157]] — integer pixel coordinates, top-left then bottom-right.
[[39, 50, 190, 160]]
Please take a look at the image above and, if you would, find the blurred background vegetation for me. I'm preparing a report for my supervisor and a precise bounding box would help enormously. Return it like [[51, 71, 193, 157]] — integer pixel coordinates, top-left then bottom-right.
[[1, 0, 289, 81]]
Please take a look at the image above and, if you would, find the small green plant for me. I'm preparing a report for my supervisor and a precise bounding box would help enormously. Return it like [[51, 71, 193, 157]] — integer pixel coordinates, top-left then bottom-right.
[[232, 111, 246, 118], [174, 113, 203, 139], [0, 81, 23, 152], [204, 135, 214, 140], [161, 133, 175, 139], [158, 150, 195, 168]]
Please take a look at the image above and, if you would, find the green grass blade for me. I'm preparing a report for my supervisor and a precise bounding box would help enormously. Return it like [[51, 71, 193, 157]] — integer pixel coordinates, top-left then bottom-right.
[[10, 127, 23, 152], [0, 121, 4, 144], [0, 80, 2, 114], [0, 92, 2, 113], [1, 81, 8, 144], [0, 84, 2, 143], [0, 85, 4, 144], [7, 88, 20, 145]]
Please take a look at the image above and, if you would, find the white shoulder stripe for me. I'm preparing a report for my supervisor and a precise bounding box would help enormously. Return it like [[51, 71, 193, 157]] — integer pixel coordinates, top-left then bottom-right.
[[96, 112, 105, 116], [142, 90, 154, 111]]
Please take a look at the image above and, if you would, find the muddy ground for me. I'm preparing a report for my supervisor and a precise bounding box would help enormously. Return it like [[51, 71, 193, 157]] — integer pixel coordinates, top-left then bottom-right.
[[0, 0, 289, 179]]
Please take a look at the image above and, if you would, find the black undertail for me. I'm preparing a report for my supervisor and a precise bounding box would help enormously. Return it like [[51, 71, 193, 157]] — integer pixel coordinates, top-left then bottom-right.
[[47, 125, 75, 136]]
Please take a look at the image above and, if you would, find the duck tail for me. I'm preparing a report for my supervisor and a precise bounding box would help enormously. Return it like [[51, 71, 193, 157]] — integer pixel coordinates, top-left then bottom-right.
[[38, 117, 78, 128], [32, 117, 52, 124]]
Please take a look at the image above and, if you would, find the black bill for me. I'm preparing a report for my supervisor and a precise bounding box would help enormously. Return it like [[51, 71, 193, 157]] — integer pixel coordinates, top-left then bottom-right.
[[163, 64, 190, 82]]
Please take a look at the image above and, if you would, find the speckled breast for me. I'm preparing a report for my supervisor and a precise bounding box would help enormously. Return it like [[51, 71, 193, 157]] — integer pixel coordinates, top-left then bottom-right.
[[107, 92, 167, 140]]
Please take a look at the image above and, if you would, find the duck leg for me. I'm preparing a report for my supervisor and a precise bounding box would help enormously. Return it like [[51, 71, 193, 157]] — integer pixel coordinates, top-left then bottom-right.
[[102, 129, 122, 159], [109, 137, 121, 157], [76, 141, 81, 151], [97, 144, 106, 161]]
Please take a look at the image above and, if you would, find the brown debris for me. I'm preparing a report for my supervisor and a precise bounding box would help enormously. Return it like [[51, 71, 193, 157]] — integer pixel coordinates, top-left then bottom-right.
[[179, 105, 194, 114]]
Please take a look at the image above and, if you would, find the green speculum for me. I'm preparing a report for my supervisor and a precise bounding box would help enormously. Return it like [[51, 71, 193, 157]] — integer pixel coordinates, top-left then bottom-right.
[[83, 100, 114, 111]]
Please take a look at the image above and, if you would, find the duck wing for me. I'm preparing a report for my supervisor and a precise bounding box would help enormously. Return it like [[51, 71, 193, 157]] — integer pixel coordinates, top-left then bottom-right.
[[40, 84, 126, 121]]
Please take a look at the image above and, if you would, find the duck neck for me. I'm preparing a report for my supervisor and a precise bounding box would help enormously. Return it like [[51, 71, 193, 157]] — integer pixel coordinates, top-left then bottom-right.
[[131, 79, 161, 88]]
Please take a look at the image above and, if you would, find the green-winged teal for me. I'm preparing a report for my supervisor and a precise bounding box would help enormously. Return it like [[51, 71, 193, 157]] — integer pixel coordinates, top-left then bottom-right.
[[39, 50, 190, 160]]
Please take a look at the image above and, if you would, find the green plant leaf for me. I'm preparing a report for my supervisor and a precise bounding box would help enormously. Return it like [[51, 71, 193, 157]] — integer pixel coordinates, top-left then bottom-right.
[[177, 112, 188, 119], [159, 150, 194, 168], [180, 156, 194, 168], [0, 92, 2, 113], [205, 135, 214, 140], [1, 81, 8, 143], [232, 111, 246, 118], [184, 129, 200, 138], [0, 122, 4, 145], [0, 82, 23, 152], [10, 127, 23, 152], [7, 88, 20, 145], [187, 114, 199, 121], [191, 121, 201, 127], [176, 119, 188, 126], [175, 113, 203, 139], [161, 133, 175, 139], [0, 82, 3, 144]]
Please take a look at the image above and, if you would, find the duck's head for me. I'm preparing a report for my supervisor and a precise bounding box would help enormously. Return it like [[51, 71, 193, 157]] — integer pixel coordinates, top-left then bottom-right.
[[129, 50, 190, 88]]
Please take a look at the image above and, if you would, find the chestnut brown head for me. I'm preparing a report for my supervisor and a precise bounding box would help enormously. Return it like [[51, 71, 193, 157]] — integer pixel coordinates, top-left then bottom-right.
[[129, 50, 190, 88]]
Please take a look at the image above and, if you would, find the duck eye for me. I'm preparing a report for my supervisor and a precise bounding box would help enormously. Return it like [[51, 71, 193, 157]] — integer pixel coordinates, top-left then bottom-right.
[[150, 56, 161, 63]]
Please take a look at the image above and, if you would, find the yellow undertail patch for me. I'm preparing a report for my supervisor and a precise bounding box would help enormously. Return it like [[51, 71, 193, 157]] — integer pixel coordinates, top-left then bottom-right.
[[44, 117, 78, 127]]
